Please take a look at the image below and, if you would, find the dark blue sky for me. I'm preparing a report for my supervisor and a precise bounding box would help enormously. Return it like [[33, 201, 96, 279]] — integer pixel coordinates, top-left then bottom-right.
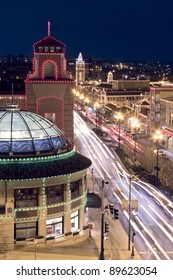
[[0, 0, 173, 61]]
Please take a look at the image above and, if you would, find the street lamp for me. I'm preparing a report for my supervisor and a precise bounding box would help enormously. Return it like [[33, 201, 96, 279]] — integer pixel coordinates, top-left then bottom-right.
[[131, 118, 140, 160], [128, 174, 136, 251], [75, 91, 80, 111], [153, 129, 163, 186], [84, 97, 89, 121], [128, 175, 132, 251], [99, 180, 119, 260], [131, 231, 136, 257], [94, 102, 99, 129], [99, 180, 108, 260], [116, 112, 123, 149]]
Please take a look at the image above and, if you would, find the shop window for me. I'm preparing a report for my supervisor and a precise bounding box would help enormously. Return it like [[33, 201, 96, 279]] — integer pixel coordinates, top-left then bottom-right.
[[14, 188, 38, 208], [46, 217, 63, 237], [15, 221, 37, 240], [71, 210, 79, 232], [70, 179, 82, 199], [46, 185, 64, 205], [0, 205, 5, 214]]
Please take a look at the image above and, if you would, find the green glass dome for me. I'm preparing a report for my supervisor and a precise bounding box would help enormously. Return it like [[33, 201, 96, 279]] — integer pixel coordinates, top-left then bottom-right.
[[0, 105, 68, 155]]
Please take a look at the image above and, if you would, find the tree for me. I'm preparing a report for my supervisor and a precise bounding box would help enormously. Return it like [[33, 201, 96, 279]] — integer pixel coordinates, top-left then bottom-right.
[[159, 160, 173, 194]]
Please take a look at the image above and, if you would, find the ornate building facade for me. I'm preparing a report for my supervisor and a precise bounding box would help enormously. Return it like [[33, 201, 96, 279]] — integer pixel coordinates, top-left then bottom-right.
[[76, 52, 85, 86], [25, 22, 74, 144], [0, 106, 91, 250]]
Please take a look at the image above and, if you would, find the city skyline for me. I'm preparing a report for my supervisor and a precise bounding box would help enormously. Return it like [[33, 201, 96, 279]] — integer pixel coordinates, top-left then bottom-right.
[[0, 0, 173, 61]]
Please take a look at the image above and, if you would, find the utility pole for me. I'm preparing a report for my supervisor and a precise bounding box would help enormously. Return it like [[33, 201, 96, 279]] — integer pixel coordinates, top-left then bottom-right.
[[99, 181, 119, 260], [99, 180, 106, 260], [128, 175, 132, 251], [131, 231, 135, 257]]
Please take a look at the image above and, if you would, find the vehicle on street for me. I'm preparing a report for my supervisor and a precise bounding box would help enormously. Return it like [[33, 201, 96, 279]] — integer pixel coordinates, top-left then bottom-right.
[[153, 150, 168, 159]]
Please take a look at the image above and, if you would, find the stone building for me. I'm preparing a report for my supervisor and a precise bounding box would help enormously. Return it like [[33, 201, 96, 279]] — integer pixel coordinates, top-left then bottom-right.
[[0, 105, 91, 250]]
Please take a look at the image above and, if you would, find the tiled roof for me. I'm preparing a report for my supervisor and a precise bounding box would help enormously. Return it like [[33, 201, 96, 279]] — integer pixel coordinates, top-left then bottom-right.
[[34, 36, 65, 47], [0, 152, 92, 180]]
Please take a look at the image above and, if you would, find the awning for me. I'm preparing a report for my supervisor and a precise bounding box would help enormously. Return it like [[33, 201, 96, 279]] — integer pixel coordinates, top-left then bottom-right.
[[86, 192, 102, 208]]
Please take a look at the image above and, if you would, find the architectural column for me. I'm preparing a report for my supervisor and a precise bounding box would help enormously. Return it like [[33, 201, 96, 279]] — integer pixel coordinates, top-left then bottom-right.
[[64, 176, 71, 233], [0, 181, 14, 250], [38, 179, 47, 237]]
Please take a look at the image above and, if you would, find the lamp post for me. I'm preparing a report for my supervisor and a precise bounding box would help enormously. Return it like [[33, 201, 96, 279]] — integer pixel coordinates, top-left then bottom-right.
[[94, 102, 99, 129], [116, 112, 123, 150], [75, 91, 80, 111], [84, 97, 89, 121], [128, 175, 132, 251], [131, 231, 135, 257], [99, 180, 108, 260], [153, 129, 163, 186], [131, 118, 140, 160]]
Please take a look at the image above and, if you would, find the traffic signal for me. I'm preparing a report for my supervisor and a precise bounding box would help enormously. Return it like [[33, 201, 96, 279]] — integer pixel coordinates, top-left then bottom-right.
[[104, 222, 109, 233], [109, 204, 114, 215], [113, 208, 119, 220]]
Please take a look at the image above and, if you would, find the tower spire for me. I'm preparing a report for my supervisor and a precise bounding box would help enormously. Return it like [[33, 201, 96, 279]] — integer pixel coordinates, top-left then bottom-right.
[[48, 21, 51, 36]]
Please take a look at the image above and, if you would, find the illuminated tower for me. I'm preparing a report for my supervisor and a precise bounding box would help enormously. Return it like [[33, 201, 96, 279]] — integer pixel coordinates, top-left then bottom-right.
[[25, 22, 74, 143], [76, 52, 85, 86], [107, 71, 113, 83]]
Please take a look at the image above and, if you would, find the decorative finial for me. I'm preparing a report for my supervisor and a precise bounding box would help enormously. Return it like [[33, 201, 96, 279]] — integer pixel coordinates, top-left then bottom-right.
[[48, 21, 51, 36]]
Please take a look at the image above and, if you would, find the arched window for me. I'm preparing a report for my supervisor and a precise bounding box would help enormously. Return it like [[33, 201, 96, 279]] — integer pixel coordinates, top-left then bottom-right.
[[44, 61, 56, 79]]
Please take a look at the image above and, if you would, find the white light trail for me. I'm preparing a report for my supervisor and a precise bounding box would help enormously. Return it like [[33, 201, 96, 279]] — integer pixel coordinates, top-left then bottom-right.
[[135, 215, 171, 260], [123, 211, 161, 260], [148, 204, 173, 233], [140, 205, 173, 243]]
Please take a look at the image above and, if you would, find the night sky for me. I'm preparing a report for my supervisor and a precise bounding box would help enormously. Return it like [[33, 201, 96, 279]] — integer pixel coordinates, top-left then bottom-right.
[[1, 0, 173, 61]]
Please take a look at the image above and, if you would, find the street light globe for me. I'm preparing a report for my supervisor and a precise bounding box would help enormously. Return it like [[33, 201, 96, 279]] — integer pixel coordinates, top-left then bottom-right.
[[153, 129, 163, 142], [85, 97, 89, 104], [94, 102, 99, 109], [131, 118, 140, 129], [115, 112, 124, 121]]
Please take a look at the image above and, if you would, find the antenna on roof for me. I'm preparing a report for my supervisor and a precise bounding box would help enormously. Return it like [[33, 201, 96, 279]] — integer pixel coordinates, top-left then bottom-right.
[[48, 21, 51, 36]]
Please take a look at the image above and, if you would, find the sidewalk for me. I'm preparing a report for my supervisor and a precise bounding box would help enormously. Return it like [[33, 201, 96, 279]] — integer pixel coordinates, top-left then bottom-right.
[[85, 169, 141, 260]]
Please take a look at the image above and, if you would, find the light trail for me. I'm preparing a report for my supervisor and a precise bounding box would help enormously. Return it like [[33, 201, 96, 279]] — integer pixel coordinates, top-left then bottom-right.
[[134, 214, 170, 260], [148, 204, 173, 233], [140, 205, 173, 243], [123, 211, 161, 260]]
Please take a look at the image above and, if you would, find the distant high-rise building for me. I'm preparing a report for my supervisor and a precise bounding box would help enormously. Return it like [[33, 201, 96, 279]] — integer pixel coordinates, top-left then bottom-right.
[[25, 22, 74, 143], [76, 52, 85, 86]]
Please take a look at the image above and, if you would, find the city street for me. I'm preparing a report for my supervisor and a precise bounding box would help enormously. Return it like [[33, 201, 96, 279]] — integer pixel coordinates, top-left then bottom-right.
[[74, 111, 173, 260]]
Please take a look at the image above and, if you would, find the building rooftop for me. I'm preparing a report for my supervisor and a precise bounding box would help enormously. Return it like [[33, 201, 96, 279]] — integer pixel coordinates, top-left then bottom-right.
[[0, 150, 92, 180]]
